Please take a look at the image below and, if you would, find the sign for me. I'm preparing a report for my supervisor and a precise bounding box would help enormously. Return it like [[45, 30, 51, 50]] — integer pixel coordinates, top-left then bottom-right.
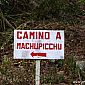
[[14, 30, 64, 59]]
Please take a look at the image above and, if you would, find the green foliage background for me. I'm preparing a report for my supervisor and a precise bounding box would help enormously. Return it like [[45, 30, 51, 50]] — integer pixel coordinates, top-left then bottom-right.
[[0, 0, 85, 85]]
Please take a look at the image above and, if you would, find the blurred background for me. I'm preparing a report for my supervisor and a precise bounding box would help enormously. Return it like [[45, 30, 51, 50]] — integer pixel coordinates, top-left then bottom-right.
[[0, 0, 85, 85]]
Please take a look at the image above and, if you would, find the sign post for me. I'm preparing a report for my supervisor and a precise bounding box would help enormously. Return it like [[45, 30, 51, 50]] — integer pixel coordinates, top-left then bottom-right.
[[14, 30, 64, 85], [36, 60, 40, 85]]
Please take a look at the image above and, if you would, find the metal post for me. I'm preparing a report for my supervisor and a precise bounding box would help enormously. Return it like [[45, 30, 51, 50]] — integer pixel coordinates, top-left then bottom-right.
[[36, 60, 40, 85]]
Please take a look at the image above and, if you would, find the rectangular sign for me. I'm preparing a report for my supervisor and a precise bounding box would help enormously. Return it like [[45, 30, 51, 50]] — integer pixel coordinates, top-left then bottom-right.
[[14, 30, 64, 59]]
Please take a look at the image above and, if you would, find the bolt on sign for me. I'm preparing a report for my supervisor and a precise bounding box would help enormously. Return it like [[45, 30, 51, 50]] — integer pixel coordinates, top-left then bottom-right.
[[14, 30, 64, 59]]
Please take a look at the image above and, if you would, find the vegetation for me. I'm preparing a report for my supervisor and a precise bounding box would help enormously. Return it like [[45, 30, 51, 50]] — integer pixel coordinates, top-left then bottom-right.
[[0, 0, 85, 31], [0, 0, 85, 85]]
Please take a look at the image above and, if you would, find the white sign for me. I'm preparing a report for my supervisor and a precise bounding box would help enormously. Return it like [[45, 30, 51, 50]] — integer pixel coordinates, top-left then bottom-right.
[[14, 30, 64, 59]]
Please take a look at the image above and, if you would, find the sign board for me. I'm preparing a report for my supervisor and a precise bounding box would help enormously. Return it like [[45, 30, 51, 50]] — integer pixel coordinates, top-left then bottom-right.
[[14, 30, 64, 59]]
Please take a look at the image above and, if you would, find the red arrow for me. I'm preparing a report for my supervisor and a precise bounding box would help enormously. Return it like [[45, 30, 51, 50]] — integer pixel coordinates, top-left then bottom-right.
[[30, 52, 46, 57]]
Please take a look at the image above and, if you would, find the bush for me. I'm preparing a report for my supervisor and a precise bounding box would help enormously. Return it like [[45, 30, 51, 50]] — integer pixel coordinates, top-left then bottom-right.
[[33, 0, 82, 24]]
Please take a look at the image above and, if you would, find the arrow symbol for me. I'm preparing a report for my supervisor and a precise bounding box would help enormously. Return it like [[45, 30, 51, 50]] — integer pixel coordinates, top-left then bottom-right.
[[30, 51, 46, 57]]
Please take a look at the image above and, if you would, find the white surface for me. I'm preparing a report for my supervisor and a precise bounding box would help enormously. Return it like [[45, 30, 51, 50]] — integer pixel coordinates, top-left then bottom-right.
[[36, 60, 40, 85], [14, 30, 64, 59]]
